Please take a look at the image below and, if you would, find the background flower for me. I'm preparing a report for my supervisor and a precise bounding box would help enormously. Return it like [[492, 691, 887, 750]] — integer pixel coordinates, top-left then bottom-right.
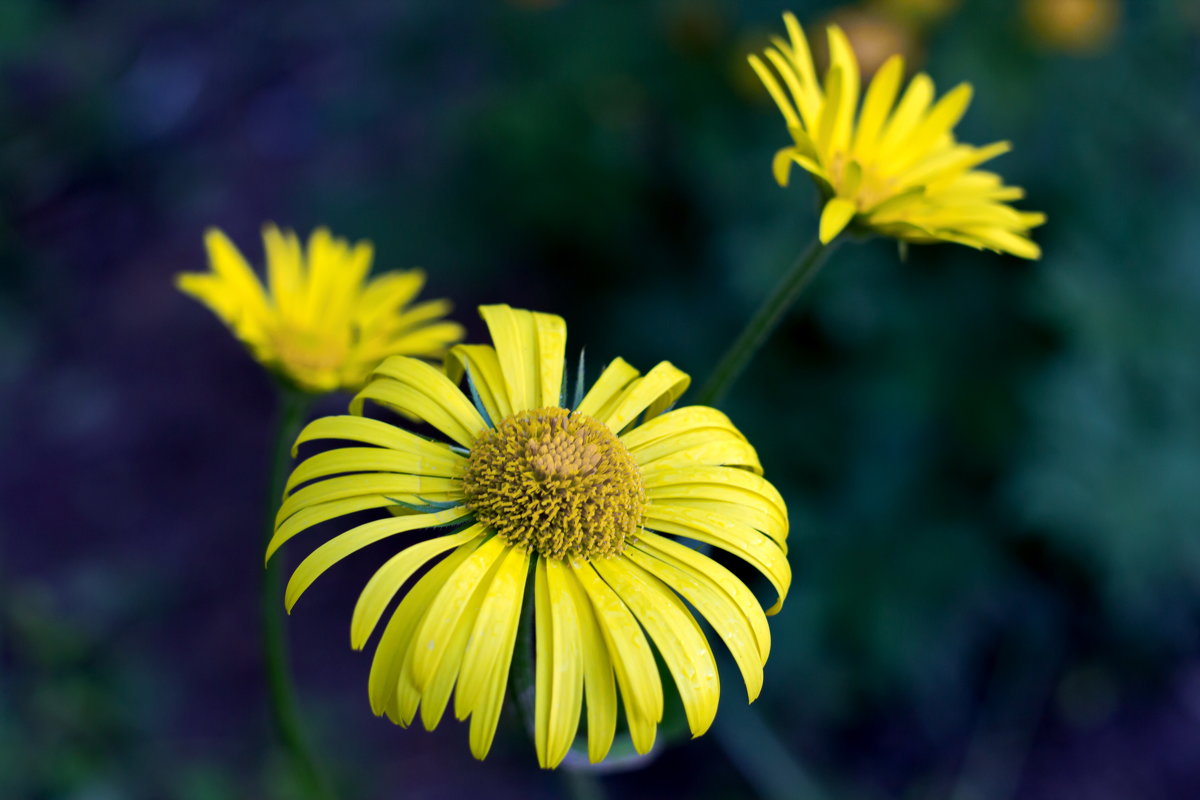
[[750, 12, 1045, 257], [177, 225, 464, 393]]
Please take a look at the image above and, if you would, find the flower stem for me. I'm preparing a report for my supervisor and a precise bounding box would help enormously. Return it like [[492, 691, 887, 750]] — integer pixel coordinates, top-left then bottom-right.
[[695, 237, 834, 406], [261, 388, 333, 799]]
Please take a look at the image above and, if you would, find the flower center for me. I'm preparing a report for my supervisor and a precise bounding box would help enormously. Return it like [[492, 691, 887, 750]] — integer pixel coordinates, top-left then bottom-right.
[[270, 323, 351, 378], [828, 151, 897, 211], [462, 407, 644, 560]]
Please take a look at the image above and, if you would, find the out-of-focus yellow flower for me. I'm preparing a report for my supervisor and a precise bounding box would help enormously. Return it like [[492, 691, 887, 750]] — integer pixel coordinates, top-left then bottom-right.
[[814, 6, 922, 78], [177, 225, 464, 394], [1023, 0, 1119, 54], [750, 12, 1045, 258], [270, 304, 790, 767], [870, 0, 960, 28]]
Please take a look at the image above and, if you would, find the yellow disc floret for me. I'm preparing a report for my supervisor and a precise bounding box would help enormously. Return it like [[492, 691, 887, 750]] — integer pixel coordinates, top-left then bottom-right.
[[462, 407, 644, 560]]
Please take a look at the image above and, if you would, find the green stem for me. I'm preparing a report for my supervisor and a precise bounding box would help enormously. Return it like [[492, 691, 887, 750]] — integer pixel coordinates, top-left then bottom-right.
[[261, 388, 333, 799], [695, 237, 834, 406]]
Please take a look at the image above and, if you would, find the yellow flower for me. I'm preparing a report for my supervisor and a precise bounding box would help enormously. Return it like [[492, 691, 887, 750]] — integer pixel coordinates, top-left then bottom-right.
[[269, 304, 790, 767], [176, 225, 464, 393], [1023, 0, 1119, 54], [749, 12, 1045, 258]]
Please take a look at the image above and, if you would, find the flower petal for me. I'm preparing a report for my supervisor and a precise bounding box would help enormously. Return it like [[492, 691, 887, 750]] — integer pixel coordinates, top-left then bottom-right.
[[571, 559, 663, 754], [408, 536, 509, 692], [289, 415, 467, 472], [350, 524, 486, 650], [819, 197, 857, 243], [456, 546, 530, 759], [635, 531, 771, 663], [201, 228, 270, 324], [621, 406, 747, 452], [479, 305, 568, 412], [634, 431, 763, 474], [853, 54, 904, 161], [283, 447, 464, 496], [535, 558, 585, 769], [275, 473, 461, 529], [597, 362, 691, 433], [642, 505, 790, 615], [283, 506, 471, 611], [641, 465, 787, 534], [353, 357, 488, 448], [626, 544, 765, 702], [445, 344, 513, 423], [556, 561, 618, 763], [593, 557, 719, 738], [575, 357, 640, 419], [368, 541, 479, 718]]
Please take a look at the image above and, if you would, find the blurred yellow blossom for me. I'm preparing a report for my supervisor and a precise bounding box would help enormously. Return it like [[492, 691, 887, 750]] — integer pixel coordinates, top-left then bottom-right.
[[749, 12, 1045, 258], [177, 225, 464, 394]]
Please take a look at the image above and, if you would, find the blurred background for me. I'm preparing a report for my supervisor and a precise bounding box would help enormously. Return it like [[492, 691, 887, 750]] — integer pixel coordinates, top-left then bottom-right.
[[3, 0, 1199, 797]]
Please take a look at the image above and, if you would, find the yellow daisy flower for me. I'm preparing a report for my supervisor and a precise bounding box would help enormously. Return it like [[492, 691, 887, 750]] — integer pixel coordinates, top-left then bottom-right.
[[749, 12, 1045, 258], [269, 304, 790, 767], [176, 225, 465, 394]]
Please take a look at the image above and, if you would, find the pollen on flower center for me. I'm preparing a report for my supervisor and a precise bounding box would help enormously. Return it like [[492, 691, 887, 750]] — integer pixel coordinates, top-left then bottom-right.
[[462, 407, 644, 560]]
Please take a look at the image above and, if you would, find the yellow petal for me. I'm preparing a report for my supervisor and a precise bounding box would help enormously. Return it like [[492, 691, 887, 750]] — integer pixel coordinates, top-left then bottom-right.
[[635, 531, 771, 662], [643, 505, 790, 615], [368, 541, 478, 718], [825, 25, 860, 155], [621, 406, 747, 452], [353, 357, 488, 448], [815, 64, 844, 160], [899, 83, 974, 172], [599, 362, 691, 433], [457, 548, 529, 760], [282, 506, 470, 611], [763, 48, 818, 132], [571, 560, 663, 728], [575, 357, 640, 418], [535, 558, 585, 769], [782, 12, 819, 102], [634, 430, 763, 474], [899, 141, 1011, 191], [626, 545, 764, 702], [747, 53, 801, 130], [355, 269, 427, 328], [283, 447, 463, 497], [819, 197, 857, 243], [350, 524, 486, 650], [262, 223, 304, 321], [418, 550, 499, 733], [641, 465, 787, 532], [534, 312, 568, 409], [556, 561, 618, 763], [275, 473, 461, 529], [875, 72, 936, 165], [445, 344, 513, 423], [853, 54, 905, 161], [289, 415, 467, 471], [646, 494, 786, 551], [270, 495, 405, 562], [479, 305, 536, 412], [408, 537, 509, 692], [593, 557, 719, 738], [202, 228, 270, 324]]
